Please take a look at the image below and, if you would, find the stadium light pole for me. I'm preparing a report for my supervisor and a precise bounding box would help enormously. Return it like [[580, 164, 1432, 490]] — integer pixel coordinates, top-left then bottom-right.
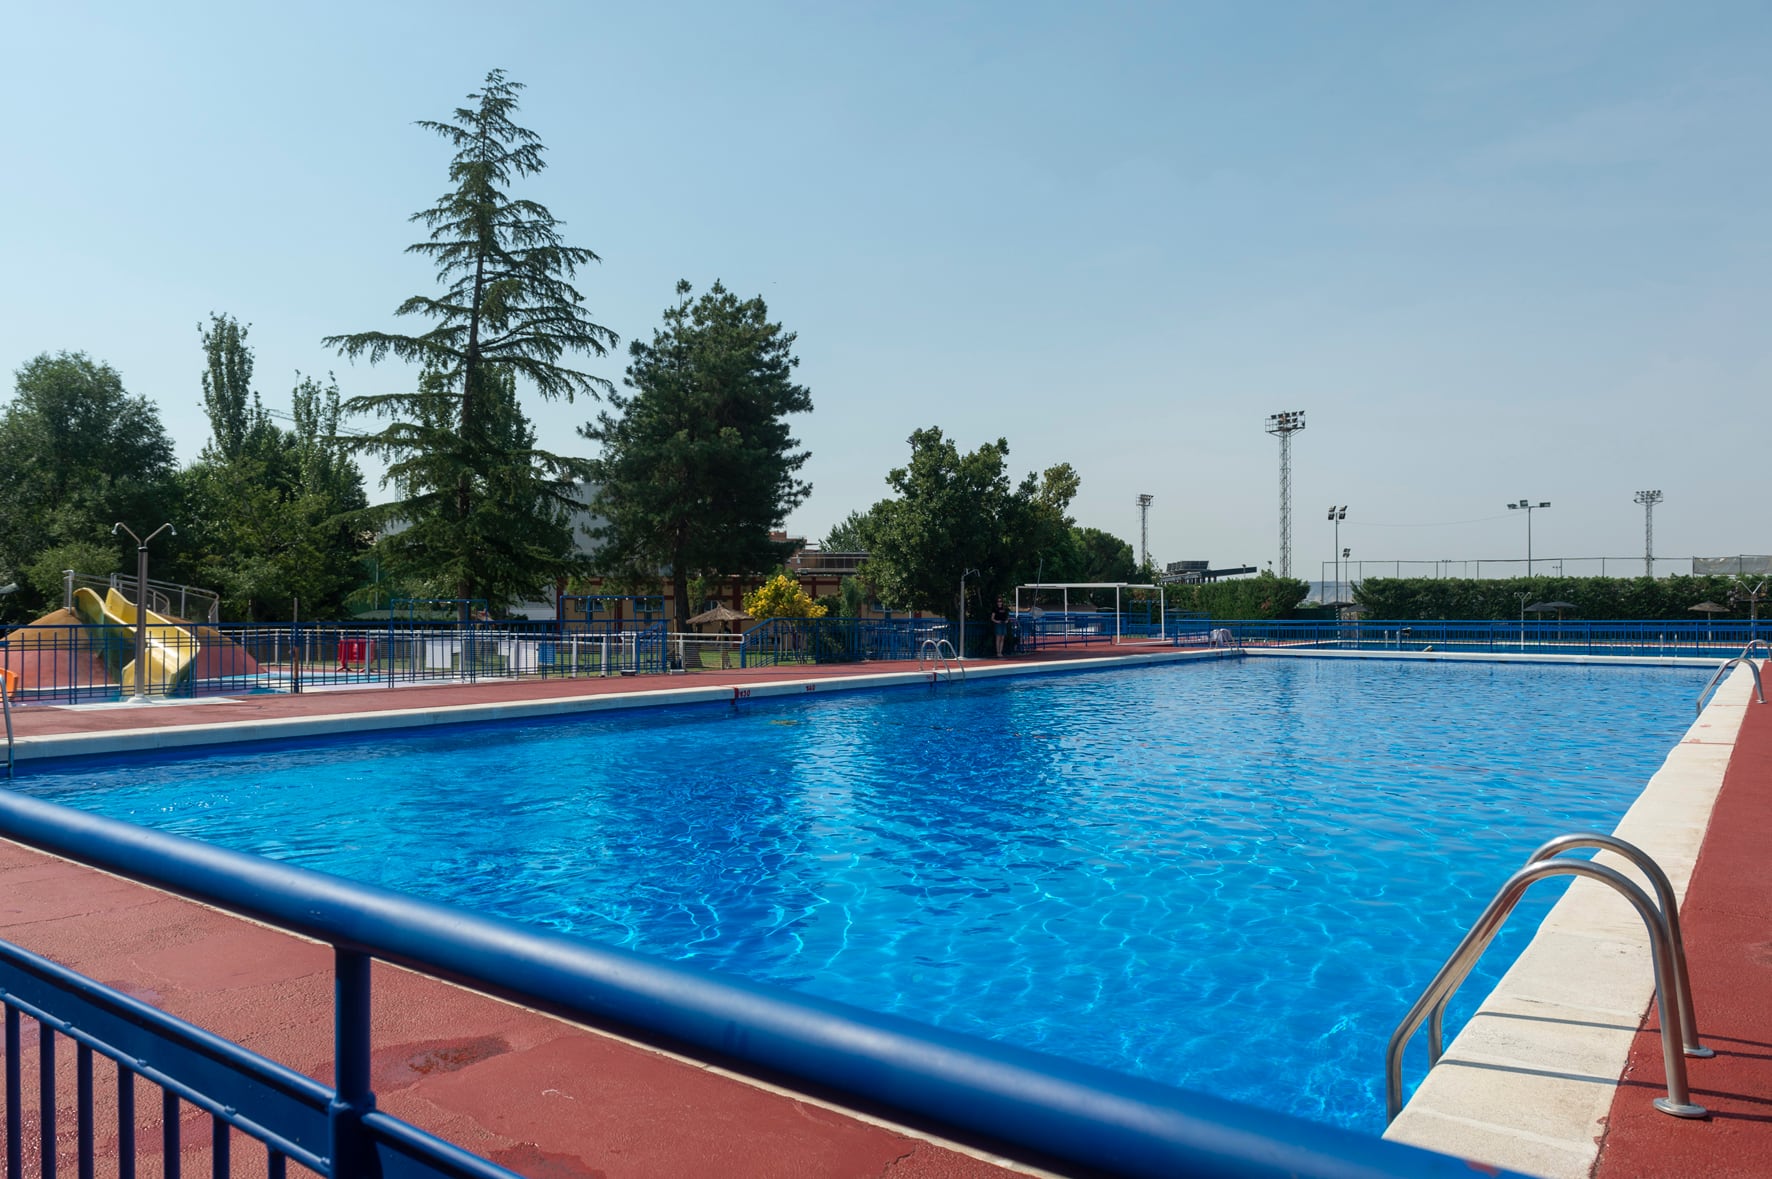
[[1327, 506, 1346, 603], [1506, 499, 1550, 575], [1266, 411, 1306, 576], [112, 521, 176, 703], [1136, 493, 1154, 571], [1634, 490, 1663, 578]]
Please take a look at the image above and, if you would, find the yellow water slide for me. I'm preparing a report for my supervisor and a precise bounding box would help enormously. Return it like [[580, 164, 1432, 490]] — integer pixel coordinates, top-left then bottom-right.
[[72, 587, 201, 694]]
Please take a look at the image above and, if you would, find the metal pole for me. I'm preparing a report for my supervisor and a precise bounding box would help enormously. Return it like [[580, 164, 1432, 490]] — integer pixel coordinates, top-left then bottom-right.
[[111, 522, 174, 703]]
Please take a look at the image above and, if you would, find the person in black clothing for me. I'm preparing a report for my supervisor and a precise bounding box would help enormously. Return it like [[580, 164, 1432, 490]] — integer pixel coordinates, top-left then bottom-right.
[[990, 597, 1010, 657]]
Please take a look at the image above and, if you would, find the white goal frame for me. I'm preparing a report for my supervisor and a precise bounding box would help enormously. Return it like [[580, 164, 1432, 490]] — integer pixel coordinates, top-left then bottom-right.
[[1013, 582, 1168, 645]]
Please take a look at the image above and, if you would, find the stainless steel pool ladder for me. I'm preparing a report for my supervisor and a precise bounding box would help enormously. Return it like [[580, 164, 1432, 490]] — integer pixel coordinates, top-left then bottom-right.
[[918, 638, 964, 682], [1694, 642, 1766, 716], [1386, 832, 1711, 1125]]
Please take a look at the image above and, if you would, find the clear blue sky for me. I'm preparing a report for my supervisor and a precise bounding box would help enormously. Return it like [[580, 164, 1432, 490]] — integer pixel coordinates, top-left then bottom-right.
[[4, 2, 1767, 581]]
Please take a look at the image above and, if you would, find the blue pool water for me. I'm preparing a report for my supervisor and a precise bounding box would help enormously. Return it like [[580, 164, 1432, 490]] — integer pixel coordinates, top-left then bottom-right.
[[17, 657, 1707, 1132]]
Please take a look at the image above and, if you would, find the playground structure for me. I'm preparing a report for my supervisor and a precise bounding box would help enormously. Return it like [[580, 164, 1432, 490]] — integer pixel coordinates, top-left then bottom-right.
[[1, 584, 259, 700]]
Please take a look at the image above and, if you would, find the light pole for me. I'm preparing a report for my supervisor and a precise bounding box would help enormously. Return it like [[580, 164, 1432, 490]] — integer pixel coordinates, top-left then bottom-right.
[[112, 521, 176, 703], [1515, 590, 1531, 651], [1506, 499, 1550, 575], [1327, 506, 1346, 603], [1266, 411, 1306, 576], [1634, 490, 1663, 578]]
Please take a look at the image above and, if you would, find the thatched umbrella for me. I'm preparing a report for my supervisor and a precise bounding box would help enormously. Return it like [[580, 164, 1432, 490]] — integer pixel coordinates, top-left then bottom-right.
[[1525, 600, 1578, 622], [685, 604, 752, 632], [1689, 600, 1730, 640]]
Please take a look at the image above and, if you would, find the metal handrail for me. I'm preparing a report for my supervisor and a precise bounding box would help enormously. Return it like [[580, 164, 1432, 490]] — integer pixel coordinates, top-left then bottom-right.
[[917, 638, 964, 682], [1386, 856, 1706, 1124], [1425, 833, 1710, 1063], [1694, 652, 1766, 716]]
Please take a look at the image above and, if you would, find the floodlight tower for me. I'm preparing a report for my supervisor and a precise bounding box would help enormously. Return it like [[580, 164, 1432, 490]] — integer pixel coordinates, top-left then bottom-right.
[[1634, 490, 1663, 578], [1136, 493, 1154, 570], [1266, 411, 1306, 577], [1506, 498, 1550, 575]]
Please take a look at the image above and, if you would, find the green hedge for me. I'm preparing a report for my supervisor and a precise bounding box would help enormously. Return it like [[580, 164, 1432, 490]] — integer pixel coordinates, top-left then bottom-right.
[[1352, 576, 1756, 621], [1167, 572, 1311, 620]]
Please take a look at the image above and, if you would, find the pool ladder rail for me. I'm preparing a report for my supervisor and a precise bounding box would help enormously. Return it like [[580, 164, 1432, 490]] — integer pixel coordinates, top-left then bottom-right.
[[1694, 639, 1767, 716], [918, 638, 965, 683], [1387, 832, 1712, 1125]]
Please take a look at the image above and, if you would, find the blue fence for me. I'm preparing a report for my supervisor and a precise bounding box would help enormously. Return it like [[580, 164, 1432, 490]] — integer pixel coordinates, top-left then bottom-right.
[[738, 617, 952, 667], [1228, 618, 1766, 657], [0, 620, 671, 703], [0, 789, 1515, 1178]]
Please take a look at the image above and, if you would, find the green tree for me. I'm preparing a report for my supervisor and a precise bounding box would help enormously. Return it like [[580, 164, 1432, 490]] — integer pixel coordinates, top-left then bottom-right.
[[860, 428, 1078, 618], [822, 509, 875, 552], [0, 352, 177, 618], [199, 312, 272, 462], [325, 69, 614, 610], [179, 361, 370, 621], [374, 365, 581, 612], [583, 280, 814, 630]]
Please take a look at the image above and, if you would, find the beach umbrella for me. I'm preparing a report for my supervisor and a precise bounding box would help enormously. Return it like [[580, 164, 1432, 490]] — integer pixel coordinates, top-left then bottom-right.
[[1525, 600, 1579, 622]]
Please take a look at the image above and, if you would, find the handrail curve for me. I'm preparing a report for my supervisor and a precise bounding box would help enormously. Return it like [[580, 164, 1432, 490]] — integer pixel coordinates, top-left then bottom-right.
[[1695, 653, 1765, 716], [1386, 857, 1706, 1124]]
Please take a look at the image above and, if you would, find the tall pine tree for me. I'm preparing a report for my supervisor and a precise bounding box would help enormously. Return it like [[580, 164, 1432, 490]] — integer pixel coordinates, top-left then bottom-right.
[[325, 69, 613, 611], [583, 280, 813, 630]]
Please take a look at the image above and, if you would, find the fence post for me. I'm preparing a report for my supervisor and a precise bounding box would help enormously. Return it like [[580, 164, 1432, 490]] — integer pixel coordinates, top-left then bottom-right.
[[329, 949, 376, 1176]]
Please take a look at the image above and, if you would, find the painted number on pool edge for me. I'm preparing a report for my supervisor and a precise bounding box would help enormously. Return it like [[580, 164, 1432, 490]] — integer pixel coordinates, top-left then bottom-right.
[[804, 684, 817, 692], [733, 688, 751, 700]]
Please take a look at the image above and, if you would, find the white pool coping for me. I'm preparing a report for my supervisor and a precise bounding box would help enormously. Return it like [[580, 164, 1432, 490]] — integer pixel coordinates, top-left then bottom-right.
[[1380, 663, 1756, 1177], [8, 647, 1230, 763]]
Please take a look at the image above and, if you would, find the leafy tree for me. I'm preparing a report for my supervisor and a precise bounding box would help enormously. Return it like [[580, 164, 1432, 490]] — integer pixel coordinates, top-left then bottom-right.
[[583, 280, 814, 630], [860, 428, 1078, 618], [744, 572, 827, 620], [199, 313, 273, 462], [179, 360, 370, 621], [822, 509, 875, 552], [0, 352, 177, 618], [325, 69, 614, 610]]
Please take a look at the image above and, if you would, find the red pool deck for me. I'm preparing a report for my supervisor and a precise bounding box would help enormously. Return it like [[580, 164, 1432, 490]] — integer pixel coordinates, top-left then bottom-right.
[[3, 650, 1769, 1177], [1591, 679, 1772, 1179]]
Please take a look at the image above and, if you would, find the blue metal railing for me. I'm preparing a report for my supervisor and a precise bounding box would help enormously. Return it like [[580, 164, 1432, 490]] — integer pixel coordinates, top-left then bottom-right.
[[0, 618, 673, 703], [0, 789, 1514, 1178], [1227, 618, 1764, 656], [738, 617, 950, 668]]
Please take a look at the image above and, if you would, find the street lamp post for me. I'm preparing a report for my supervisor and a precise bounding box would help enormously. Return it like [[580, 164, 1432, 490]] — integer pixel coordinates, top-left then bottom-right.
[[1326, 506, 1346, 604], [1506, 499, 1551, 575], [112, 521, 176, 703]]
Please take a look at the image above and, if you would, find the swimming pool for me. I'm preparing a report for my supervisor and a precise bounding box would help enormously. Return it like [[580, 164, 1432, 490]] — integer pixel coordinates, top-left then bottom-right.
[[16, 657, 1708, 1133]]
